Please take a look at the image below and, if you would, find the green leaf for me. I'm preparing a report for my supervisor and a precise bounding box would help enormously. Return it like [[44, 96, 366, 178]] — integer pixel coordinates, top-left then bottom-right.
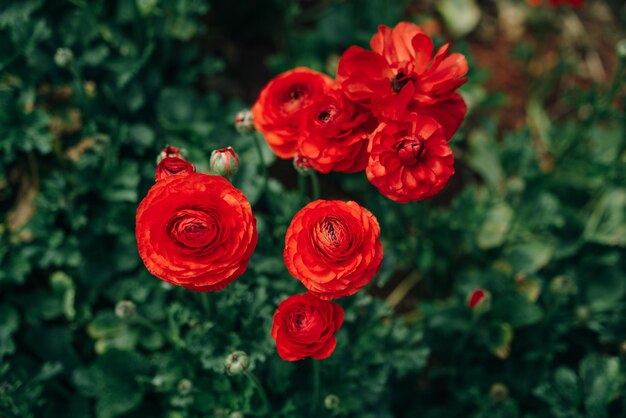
[[477, 202, 513, 249], [584, 188, 626, 247]]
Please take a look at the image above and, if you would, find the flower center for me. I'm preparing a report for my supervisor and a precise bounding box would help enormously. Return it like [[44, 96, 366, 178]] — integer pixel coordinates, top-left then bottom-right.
[[313, 217, 353, 260], [281, 84, 310, 114], [168, 209, 218, 249], [391, 72, 412, 93], [396, 136, 425, 166]]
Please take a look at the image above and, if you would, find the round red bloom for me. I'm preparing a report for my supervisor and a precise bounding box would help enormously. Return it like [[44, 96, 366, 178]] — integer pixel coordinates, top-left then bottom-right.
[[298, 89, 376, 173], [337, 22, 468, 125], [284, 200, 383, 299], [155, 157, 195, 181], [366, 114, 454, 203], [252, 67, 333, 159], [136, 173, 258, 292], [271, 293, 344, 361]]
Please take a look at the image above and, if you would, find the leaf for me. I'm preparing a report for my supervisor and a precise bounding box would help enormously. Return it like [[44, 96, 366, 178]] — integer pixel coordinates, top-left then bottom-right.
[[466, 129, 504, 192], [477, 202, 513, 249], [506, 241, 553, 274], [584, 188, 626, 247]]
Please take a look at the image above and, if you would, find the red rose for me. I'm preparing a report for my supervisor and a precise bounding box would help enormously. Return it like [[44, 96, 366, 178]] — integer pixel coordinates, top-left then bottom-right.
[[136, 173, 258, 292], [155, 156, 195, 181], [252, 67, 333, 159], [366, 114, 454, 203], [337, 22, 468, 124], [284, 200, 383, 299], [298, 88, 376, 173], [271, 293, 344, 361]]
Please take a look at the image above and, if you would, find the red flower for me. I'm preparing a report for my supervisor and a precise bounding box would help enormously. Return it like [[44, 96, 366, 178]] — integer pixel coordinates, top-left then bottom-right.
[[468, 289, 487, 309], [284, 200, 383, 299], [337, 22, 468, 126], [271, 293, 344, 361], [252, 67, 333, 158], [366, 114, 454, 203], [527, 0, 583, 7], [298, 88, 376, 173], [155, 157, 195, 181], [136, 173, 258, 292]]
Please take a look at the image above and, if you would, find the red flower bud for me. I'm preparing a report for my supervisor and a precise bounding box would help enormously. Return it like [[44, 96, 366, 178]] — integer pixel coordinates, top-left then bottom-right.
[[156, 145, 183, 164], [468, 288, 490, 310], [234, 110, 254, 134], [210, 147, 240, 178], [293, 153, 314, 174], [155, 157, 195, 181]]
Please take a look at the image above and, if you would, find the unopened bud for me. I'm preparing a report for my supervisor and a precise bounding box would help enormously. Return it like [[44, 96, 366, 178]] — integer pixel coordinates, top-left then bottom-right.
[[210, 147, 240, 178], [489, 383, 509, 402], [234, 110, 254, 134], [177, 379, 193, 395], [576, 306, 591, 322], [468, 288, 491, 313], [324, 394, 340, 410], [616, 39, 626, 61], [229, 412, 244, 418], [620, 341, 626, 354], [115, 300, 136, 319], [293, 153, 313, 174], [155, 157, 195, 181], [224, 351, 249, 375], [550, 275, 577, 296], [54, 48, 74, 68], [156, 146, 184, 164]]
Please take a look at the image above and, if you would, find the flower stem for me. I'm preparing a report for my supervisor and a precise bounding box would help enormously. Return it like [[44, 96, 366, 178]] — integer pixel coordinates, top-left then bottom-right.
[[310, 171, 321, 201], [311, 360, 321, 416], [298, 173, 307, 204], [252, 132, 269, 197], [200, 292, 210, 317], [244, 369, 270, 414]]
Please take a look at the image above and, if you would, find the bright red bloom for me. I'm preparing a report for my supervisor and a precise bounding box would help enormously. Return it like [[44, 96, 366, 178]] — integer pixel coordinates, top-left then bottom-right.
[[527, 0, 583, 7], [271, 293, 344, 361], [155, 157, 195, 181], [298, 88, 376, 173], [136, 173, 258, 292], [252, 67, 333, 158], [337, 22, 468, 125], [468, 289, 487, 309], [284, 200, 383, 300], [366, 114, 454, 203]]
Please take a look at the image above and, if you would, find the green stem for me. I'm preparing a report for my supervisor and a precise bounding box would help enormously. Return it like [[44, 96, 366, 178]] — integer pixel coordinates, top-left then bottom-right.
[[133, 316, 185, 348], [244, 370, 270, 414], [312, 360, 321, 416], [298, 173, 307, 204], [310, 171, 321, 201], [252, 132, 269, 197], [200, 292, 210, 317]]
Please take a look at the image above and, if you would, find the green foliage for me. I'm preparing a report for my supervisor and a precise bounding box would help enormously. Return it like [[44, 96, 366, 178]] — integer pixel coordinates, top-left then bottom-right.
[[1, 0, 625, 417]]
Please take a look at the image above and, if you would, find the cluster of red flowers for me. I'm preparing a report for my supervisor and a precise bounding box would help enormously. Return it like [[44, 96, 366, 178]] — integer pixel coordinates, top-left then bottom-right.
[[253, 22, 468, 203]]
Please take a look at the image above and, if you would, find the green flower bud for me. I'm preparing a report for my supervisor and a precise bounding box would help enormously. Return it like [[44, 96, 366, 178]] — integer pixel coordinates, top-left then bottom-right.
[[293, 153, 313, 174], [114, 300, 136, 319], [616, 39, 626, 61], [54, 48, 74, 68], [234, 110, 254, 134], [156, 146, 184, 164], [210, 147, 240, 178], [229, 412, 244, 418], [489, 383, 509, 402], [324, 394, 340, 410], [177, 378, 193, 395], [576, 306, 591, 323], [224, 351, 249, 375]]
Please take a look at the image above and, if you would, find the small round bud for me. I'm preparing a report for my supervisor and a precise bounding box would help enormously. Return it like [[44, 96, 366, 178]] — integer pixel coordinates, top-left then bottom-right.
[[324, 394, 340, 410], [210, 147, 240, 178], [54, 48, 74, 68], [156, 146, 184, 164], [213, 408, 227, 418], [489, 383, 509, 402], [229, 412, 244, 418], [550, 276, 577, 296], [224, 351, 249, 375], [616, 39, 626, 61], [576, 306, 591, 323], [468, 288, 491, 313], [114, 300, 136, 319], [177, 379, 193, 395], [293, 154, 313, 174], [234, 110, 254, 134], [155, 157, 195, 181], [620, 341, 626, 354]]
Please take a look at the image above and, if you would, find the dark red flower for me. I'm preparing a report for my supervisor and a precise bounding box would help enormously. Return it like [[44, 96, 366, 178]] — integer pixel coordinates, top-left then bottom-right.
[[298, 88, 376, 173], [155, 157, 195, 181], [271, 293, 344, 361], [366, 114, 454, 203], [136, 173, 258, 292], [284, 200, 383, 299], [252, 67, 333, 158], [337, 22, 468, 126]]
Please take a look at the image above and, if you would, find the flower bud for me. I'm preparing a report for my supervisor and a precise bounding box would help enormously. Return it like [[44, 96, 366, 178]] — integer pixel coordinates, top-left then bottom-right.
[[156, 157, 195, 181], [54, 48, 74, 68], [550, 275, 577, 296], [324, 394, 340, 410], [213, 408, 227, 418], [620, 341, 626, 355], [468, 288, 491, 312], [224, 351, 249, 375], [210, 147, 240, 178], [229, 412, 244, 418], [293, 153, 313, 174], [177, 378, 193, 395], [234, 110, 254, 134], [156, 146, 184, 164], [489, 383, 509, 402], [616, 39, 626, 61], [576, 306, 591, 323], [114, 300, 136, 319]]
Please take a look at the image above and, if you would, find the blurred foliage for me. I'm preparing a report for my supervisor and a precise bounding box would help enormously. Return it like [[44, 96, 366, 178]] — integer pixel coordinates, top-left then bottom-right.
[[1, 0, 626, 417]]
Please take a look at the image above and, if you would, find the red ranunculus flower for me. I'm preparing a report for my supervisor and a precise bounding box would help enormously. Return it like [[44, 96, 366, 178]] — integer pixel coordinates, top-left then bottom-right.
[[366, 114, 454, 203], [155, 156, 195, 181], [337, 22, 468, 124], [252, 67, 333, 158], [298, 88, 376, 173], [284, 200, 383, 299], [271, 293, 344, 361], [136, 173, 258, 292], [527, 0, 583, 7]]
